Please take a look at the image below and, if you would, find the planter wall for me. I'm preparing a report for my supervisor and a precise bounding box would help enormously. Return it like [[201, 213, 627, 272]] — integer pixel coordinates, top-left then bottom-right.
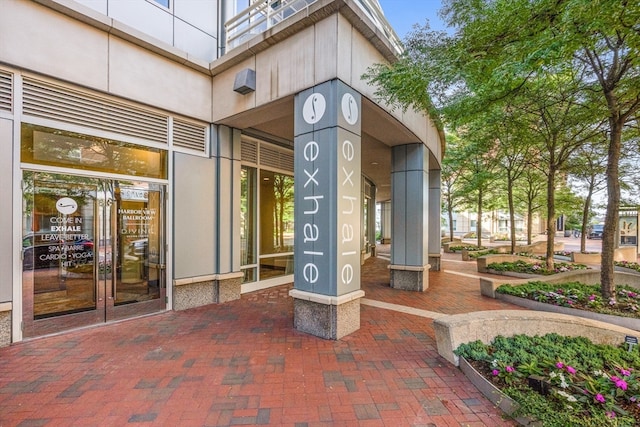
[[496, 293, 640, 331], [459, 358, 539, 426], [434, 309, 637, 367], [476, 254, 538, 273], [480, 270, 640, 299]]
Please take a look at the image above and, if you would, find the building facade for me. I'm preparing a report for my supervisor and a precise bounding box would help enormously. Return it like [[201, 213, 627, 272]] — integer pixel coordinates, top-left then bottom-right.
[[0, 0, 443, 345]]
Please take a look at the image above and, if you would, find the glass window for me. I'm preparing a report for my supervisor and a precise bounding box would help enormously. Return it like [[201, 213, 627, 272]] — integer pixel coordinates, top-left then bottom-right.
[[259, 170, 294, 254], [21, 124, 168, 180], [240, 161, 295, 283], [241, 166, 257, 266], [152, 0, 170, 8]]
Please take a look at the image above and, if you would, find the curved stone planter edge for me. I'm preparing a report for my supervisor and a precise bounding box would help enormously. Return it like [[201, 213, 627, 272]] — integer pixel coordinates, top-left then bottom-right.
[[487, 270, 540, 279], [496, 293, 640, 332], [459, 357, 540, 426]]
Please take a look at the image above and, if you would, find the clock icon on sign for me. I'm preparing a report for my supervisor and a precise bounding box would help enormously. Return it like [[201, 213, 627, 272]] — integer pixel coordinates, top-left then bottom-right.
[[56, 197, 78, 215]]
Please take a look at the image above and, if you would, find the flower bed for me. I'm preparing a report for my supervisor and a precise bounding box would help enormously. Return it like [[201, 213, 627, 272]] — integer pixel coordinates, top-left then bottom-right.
[[449, 245, 487, 252], [455, 333, 640, 426], [496, 281, 640, 319], [616, 261, 640, 273], [488, 259, 589, 275]]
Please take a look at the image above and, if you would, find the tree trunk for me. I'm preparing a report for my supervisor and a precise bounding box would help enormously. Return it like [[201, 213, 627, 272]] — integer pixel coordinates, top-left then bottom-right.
[[448, 204, 454, 241], [477, 187, 483, 248], [527, 207, 533, 246], [546, 169, 556, 270], [580, 182, 594, 254], [508, 177, 516, 254], [601, 119, 622, 299]]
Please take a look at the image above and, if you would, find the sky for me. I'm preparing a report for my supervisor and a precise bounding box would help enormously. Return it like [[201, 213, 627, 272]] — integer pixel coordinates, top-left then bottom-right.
[[377, 0, 448, 39]]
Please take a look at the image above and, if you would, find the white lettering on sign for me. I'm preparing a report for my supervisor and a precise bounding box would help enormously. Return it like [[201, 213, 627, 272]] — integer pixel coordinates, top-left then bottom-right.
[[300, 138, 325, 286], [338, 137, 359, 285]]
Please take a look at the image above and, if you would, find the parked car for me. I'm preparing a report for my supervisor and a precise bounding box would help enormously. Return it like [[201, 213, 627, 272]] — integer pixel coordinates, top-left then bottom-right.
[[587, 224, 604, 239]]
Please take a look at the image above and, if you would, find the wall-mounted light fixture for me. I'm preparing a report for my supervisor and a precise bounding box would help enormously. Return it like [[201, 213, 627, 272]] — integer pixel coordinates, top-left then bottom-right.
[[233, 68, 256, 95]]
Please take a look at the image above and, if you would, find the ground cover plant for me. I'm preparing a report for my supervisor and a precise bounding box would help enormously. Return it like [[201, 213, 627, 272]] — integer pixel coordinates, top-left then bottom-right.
[[496, 281, 640, 319], [455, 333, 640, 426], [468, 248, 500, 259], [448, 245, 486, 252], [488, 259, 589, 275], [616, 261, 640, 273]]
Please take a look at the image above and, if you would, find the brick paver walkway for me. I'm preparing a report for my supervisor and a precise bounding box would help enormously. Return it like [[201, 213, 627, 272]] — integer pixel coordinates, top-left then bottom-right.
[[0, 250, 521, 426]]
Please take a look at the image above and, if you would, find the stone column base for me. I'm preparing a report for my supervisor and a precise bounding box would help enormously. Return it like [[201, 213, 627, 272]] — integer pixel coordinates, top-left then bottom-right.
[[389, 264, 430, 291], [0, 303, 11, 348], [217, 273, 242, 303], [289, 289, 365, 339], [428, 254, 441, 271], [173, 272, 243, 310]]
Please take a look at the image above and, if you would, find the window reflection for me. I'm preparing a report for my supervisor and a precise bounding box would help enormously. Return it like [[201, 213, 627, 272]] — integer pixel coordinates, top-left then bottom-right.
[[21, 124, 167, 179], [240, 162, 295, 283], [260, 170, 294, 254], [241, 167, 257, 266]]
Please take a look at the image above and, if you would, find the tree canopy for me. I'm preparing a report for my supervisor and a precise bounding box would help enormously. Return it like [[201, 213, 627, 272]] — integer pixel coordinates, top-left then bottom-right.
[[365, 0, 640, 296]]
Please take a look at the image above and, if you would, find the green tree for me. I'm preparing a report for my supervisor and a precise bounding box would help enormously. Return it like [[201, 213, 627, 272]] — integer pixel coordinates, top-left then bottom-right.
[[366, 0, 639, 296]]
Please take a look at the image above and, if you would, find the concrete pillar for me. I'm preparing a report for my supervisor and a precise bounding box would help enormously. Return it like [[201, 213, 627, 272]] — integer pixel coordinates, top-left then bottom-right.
[[290, 80, 364, 339], [214, 125, 242, 302], [390, 144, 429, 291], [429, 169, 442, 271], [380, 201, 391, 244]]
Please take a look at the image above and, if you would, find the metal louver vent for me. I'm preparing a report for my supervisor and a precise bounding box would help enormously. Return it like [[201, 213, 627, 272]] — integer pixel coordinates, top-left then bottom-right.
[[173, 119, 207, 152], [22, 77, 168, 144], [0, 71, 12, 112], [241, 140, 258, 164], [260, 145, 294, 172]]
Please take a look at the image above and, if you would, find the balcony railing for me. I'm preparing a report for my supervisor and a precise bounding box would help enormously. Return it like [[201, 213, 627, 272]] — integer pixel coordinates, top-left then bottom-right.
[[225, 0, 403, 55]]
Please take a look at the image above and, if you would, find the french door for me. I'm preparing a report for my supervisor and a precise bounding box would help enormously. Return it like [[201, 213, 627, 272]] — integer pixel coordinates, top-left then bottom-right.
[[22, 171, 166, 337]]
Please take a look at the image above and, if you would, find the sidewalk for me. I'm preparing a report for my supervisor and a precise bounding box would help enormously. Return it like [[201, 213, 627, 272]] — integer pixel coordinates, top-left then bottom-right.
[[0, 253, 520, 426]]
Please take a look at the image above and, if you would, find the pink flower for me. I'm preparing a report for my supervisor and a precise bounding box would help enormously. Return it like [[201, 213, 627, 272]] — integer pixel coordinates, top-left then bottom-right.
[[556, 362, 564, 369], [492, 369, 499, 376], [616, 379, 628, 390], [607, 411, 616, 418], [620, 368, 631, 376], [595, 394, 606, 403], [566, 366, 576, 375], [589, 294, 596, 301], [506, 366, 514, 373]]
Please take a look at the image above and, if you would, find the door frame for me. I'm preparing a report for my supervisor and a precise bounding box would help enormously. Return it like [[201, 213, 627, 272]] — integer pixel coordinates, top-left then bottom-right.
[[20, 167, 169, 338]]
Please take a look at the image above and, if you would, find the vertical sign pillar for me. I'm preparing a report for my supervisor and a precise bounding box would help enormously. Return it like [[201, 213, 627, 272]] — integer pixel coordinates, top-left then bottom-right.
[[289, 80, 364, 340]]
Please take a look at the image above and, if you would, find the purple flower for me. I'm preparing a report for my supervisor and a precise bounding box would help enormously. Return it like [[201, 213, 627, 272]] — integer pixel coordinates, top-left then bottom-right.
[[492, 369, 499, 376], [566, 366, 576, 375], [506, 366, 514, 373], [616, 379, 628, 390], [620, 368, 631, 377], [589, 294, 596, 301], [595, 394, 606, 403], [556, 362, 564, 369]]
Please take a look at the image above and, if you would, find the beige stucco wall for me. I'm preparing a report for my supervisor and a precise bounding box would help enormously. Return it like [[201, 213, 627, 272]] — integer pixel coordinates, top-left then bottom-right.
[[210, 11, 441, 162], [0, 0, 212, 122]]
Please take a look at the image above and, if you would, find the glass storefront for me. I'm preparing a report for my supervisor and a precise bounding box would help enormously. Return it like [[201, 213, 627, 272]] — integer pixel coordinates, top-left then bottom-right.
[[21, 125, 168, 337]]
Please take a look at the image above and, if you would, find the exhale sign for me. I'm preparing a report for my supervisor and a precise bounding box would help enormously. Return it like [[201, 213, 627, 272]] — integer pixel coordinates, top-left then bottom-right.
[[294, 80, 362, 296]]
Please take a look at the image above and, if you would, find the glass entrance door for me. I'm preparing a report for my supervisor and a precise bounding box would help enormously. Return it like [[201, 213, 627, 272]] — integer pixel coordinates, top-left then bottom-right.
[[22, 172, 166, 337]]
